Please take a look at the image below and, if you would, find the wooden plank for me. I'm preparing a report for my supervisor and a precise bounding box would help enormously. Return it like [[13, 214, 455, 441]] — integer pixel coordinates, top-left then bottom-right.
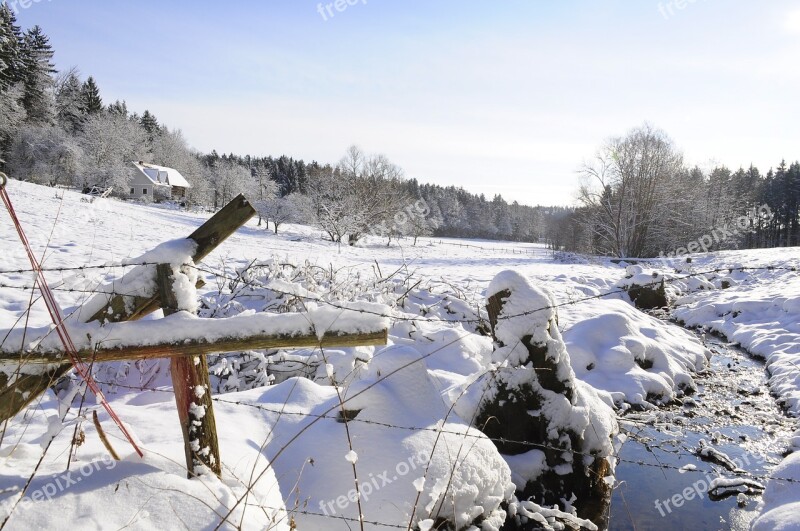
[[0, 330, 389, 365], [0, 366, 72, 424], [117, 278, 206, 323], [187, 194, 256, 263], [158, 264, 221, 478], [88, 195, 255, 325]]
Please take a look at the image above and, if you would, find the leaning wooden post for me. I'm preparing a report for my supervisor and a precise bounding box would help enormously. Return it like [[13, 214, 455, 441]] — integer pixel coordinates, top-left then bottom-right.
[[157, 263, 221, 478], [0, 195, 255, 425]]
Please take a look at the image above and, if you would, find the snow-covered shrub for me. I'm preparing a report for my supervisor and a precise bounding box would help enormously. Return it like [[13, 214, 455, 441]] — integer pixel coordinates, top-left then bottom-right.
[[198, 258, 488, 393]]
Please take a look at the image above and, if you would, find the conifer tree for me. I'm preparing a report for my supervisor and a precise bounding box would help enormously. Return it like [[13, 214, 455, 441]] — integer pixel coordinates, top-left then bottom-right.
[[55, 71, 85, 132], [18, 25, 55, 124], [81, 75, 102, 114]]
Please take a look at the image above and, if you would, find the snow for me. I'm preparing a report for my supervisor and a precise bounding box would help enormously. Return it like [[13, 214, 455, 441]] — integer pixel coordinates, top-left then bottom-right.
[[132, 161, 192, 189], [251, 346, 514, 530], [565, 299, 708, 408], [1, 180, 799, 528], [0, 303, 389, 359], [752, 451, 800, 531]]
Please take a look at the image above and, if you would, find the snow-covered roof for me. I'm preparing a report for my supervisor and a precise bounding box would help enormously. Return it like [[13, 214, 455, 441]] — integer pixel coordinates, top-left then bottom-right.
[[131, 161, 192, 188]]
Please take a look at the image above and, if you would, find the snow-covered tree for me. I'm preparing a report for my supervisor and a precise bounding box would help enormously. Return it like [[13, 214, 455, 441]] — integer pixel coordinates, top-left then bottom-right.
[[579, 123, 684, 258], [18, 25, 55, 125], [0, 83, 26, 162], [55, 68, 86, 133], [80, 75, 102, 115], [78, 110, 148, 192], [0, 3, 24, 91], [139, 109, 159, 141], [209, 159, 256, 208], [255, 194, 296, 234], [7, 123, 83, 186]]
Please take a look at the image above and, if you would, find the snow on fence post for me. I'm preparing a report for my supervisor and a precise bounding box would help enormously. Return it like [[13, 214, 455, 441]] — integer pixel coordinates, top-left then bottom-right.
[[88, 194, 256, 324], [476, 271, 615, 527], [0, 195, 255, 425], [156, 263, 222, 478]]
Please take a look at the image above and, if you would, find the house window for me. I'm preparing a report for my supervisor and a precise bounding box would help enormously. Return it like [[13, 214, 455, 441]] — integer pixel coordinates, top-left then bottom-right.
[[143, 188, 148, 195], [130, 188, 135, 195]]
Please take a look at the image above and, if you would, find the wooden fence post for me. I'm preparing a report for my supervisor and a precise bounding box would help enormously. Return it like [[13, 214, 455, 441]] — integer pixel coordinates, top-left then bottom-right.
[[156, 263, 221, 478], [0, 195, 255, 425]]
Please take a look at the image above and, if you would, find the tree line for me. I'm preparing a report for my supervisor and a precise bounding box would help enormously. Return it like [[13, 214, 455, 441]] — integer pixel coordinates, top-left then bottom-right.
[[4, 9, 796, 253], [552, 124, 800, 257], [0, 6, 564, 246]]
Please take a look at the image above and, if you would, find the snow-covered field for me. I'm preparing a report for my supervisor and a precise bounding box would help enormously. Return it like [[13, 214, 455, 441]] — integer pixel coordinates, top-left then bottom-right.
[[0, 180, 798, 530]]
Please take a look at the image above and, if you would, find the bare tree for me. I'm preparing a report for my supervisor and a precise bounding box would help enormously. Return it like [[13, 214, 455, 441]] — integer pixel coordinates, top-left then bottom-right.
[[407, 200, 438, 245], [255, 193, 296, 234], [579, 124, 684, 257], [305, 164, 356, 242], [303, 147, 411, 245]]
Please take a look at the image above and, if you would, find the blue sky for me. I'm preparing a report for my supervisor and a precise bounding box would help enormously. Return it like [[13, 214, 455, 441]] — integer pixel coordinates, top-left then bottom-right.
[[9, 0, 800, 205]]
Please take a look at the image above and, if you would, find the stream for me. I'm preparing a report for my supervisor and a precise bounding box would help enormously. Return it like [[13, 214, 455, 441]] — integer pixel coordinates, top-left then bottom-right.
[[608, 330, 796, 530]]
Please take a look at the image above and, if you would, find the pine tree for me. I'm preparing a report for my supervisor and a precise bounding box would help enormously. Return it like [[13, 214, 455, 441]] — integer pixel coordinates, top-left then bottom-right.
[[139, 109, 159, 141], [55, 71, 85, 133], [18, 25, 55, 124], [107, 99, 128, 117], [81, 76, 102, 114], [0, 3, 23, 89]]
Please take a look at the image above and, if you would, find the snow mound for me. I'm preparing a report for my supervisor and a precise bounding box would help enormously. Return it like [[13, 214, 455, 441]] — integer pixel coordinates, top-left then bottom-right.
[[256, 346, 514, 531], [0, 394, 289, 530], [564, 299, 709, 407], [752, 451, 800, 531]]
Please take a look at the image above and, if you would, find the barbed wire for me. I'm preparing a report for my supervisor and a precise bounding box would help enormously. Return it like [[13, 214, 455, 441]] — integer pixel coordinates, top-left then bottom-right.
[[1, 250, 798, 527], [0, 282, 154, 297], [0, 262, 163, 276], [4, 181, 797, 528], [209, 396, 800, 485], [1, 256, 795, 328], [82, 377, 800, 487], [186, 263, 798, 326]]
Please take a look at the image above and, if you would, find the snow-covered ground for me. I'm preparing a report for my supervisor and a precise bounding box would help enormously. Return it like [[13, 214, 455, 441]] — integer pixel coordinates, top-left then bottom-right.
[[0, 180, 798, 530]]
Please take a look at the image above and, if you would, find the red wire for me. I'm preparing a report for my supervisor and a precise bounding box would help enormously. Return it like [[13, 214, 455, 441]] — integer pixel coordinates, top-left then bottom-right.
[[0, 185, 143, 457]]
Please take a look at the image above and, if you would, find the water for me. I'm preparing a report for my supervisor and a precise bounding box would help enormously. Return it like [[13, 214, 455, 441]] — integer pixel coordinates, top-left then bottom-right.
[[608, 333, 795, 531]]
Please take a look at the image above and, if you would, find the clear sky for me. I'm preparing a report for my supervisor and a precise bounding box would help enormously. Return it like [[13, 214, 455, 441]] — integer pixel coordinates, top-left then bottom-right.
[[9, 0, 800, 206]]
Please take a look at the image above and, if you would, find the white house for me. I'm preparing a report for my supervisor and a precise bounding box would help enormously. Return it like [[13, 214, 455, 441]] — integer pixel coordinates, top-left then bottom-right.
[[130, 161, 192, 201]]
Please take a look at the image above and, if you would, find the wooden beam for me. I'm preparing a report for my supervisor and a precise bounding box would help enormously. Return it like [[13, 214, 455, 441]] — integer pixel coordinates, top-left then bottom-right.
[[0, 330, 388, 365], [88, 195, 255, 324], [0, 365, 73, 424], [187, 194, 257, 263], [158, 264, 221, 478]]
